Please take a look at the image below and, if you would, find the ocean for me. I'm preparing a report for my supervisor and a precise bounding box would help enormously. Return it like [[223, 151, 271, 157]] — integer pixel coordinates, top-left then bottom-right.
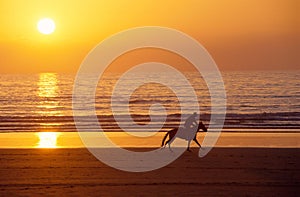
[[0, 71, 299, 133]]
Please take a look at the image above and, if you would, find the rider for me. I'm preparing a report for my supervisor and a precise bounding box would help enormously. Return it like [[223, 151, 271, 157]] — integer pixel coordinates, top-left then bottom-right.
[[184, 112, 198, 130]]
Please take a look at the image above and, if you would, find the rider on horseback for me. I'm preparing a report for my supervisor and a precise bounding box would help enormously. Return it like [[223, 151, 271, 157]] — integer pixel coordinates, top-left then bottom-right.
[[161, 112, 207, 151], [184, 112, 198, 129]]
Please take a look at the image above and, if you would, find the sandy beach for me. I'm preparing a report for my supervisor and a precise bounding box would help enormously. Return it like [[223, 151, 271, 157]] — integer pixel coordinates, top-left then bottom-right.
[[0, 147, 299, 196]]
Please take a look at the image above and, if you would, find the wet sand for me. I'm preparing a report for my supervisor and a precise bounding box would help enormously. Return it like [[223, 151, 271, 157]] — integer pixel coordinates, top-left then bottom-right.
[[0, 148, 299, 196], [1, 132, 299, 148]]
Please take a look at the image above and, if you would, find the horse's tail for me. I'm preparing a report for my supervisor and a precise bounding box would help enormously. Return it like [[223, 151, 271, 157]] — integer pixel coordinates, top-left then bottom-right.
[[161, 131, 169, 147]]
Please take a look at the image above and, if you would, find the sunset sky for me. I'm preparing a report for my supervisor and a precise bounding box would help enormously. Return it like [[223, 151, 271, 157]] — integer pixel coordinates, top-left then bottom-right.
[[0, 0, 298, 73]]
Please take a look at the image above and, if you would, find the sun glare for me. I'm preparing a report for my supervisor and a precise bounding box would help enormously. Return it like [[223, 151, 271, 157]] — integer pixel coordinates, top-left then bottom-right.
[[37, 18, 56, 35], [36, 132, 60, 148]]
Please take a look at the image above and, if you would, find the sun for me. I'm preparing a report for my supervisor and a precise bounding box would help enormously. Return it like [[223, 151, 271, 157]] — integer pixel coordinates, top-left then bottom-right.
[[37, 18, 56, 35]]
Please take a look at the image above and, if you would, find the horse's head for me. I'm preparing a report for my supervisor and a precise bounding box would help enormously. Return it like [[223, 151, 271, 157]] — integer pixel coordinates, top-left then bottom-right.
[[197, 121, 207, 132]]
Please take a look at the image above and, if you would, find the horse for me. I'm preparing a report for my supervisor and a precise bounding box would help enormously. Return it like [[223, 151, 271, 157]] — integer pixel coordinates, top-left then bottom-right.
[[161, 122, 207, 152]]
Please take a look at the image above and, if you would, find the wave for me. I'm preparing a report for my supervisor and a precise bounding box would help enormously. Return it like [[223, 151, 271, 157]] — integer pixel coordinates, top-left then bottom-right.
[[0, 112, 299, 133]]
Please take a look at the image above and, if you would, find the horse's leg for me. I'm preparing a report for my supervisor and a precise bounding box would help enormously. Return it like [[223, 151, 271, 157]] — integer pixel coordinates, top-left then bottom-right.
[[162, 137, 167, 148], [193, 138, 201, 148], [168, 142, 173, 152], [166, 137, 175, 152], [162, 136, 171, 148], [165, 137, 172, 147], [187, 140, 191, 152], [165, 132, 176, 146], [164, 130, 176, 147], [161, 135, 170, 149]]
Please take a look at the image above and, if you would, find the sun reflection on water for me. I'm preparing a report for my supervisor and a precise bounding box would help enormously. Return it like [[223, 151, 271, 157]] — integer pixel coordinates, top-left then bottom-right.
[[37, 73, 63, 130], [37, 73, 62, 116], [38, 73, 58, 98], [36, 132, 60, 148]]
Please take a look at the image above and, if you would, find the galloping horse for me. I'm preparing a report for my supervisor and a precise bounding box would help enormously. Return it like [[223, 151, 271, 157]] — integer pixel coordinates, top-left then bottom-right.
[[161, 122, 207, 151]]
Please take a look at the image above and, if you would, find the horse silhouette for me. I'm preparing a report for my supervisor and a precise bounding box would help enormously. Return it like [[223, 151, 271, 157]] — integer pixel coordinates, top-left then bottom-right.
[[161, 122, 207, 151]]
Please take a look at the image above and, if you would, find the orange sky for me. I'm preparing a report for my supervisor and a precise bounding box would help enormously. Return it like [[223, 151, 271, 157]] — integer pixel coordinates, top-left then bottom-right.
[[0, 0, 299, 73]]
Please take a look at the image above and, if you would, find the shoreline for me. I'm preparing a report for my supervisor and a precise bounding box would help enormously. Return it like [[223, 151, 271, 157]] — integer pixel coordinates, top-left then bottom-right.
[[0, 132, 299, 149], [1, 128, 300, 132]]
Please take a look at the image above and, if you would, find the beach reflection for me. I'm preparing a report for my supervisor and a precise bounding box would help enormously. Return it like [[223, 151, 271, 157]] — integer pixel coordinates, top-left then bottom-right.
[[36, 132, 60, 148]]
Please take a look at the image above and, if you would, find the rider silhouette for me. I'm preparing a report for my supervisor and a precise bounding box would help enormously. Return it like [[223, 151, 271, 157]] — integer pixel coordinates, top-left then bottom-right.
[[184, 112, 198, 129]]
